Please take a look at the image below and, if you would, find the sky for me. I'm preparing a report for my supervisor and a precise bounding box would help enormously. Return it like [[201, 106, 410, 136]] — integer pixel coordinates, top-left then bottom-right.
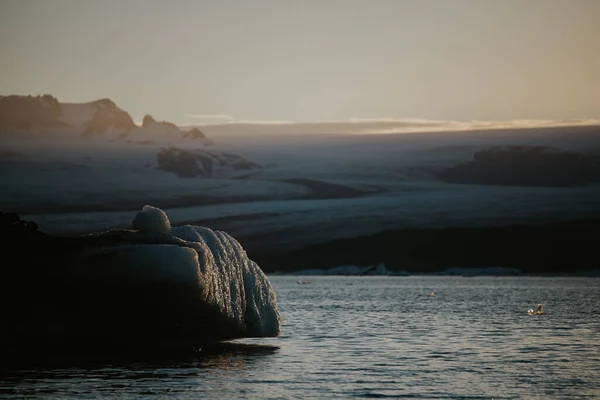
[[1, 0, 599, 125]]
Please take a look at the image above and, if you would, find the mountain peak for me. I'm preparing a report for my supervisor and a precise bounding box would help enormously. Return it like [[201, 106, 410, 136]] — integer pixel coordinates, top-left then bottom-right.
[[142, 114, 156, 128], [92, 98, 118, 109]]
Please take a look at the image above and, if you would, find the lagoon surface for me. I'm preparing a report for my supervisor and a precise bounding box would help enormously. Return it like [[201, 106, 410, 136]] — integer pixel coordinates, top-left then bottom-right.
[[2, 276, 599, 399]]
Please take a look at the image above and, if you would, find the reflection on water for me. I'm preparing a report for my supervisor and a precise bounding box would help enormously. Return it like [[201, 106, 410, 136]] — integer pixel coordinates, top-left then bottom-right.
[[0, 342, 279, 399], [1, 341, 280, 369]]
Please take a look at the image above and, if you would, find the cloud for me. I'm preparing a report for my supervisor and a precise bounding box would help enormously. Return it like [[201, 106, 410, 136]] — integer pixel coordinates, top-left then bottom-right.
[[181, 114, 600, 134], [355, 118, 600, 134], [348, 117, 448, 125], [183, 113, 235, 121], [230, 120, 296, 125], [182, 115, 295, 126]]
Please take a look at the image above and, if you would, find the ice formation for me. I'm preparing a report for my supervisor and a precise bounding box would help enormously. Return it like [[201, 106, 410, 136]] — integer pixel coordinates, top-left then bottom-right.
[[169, 224, 281, 337], [85, 205, 281, 338], [132, 204, 171, 234]]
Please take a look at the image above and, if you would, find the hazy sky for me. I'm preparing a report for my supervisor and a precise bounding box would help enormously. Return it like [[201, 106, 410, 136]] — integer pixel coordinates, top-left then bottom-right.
[[1, 0, 599, 124]]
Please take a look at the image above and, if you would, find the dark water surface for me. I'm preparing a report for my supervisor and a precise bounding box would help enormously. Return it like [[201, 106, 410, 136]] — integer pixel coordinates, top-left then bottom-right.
[[2, 276, 599, 399]]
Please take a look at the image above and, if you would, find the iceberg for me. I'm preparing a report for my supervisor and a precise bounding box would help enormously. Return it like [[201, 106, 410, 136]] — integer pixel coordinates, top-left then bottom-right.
[[0, 206, 281, 347]]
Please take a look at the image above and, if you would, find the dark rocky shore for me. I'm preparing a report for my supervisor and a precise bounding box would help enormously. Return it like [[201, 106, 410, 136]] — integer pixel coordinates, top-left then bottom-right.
[[5, 209, 598, 279], [248, 218, 600, 275]]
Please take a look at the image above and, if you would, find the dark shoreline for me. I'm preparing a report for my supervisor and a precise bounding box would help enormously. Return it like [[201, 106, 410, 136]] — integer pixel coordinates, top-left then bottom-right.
[[247, 218, 600, 275], [4, 209, 600, 276]]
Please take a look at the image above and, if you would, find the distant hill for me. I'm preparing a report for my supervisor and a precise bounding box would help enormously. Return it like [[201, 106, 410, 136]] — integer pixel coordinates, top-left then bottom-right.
[[437, 146, 600, 187], [0, 94, 206, 144], [0, 94, 64, 130]]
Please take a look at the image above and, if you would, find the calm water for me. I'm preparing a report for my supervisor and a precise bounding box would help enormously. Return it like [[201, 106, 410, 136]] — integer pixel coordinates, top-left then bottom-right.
[[2, 276, 599, 399]]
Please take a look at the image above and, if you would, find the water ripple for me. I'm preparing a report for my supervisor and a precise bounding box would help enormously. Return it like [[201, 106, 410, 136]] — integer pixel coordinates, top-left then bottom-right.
[[1, 276, 599, 399]]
